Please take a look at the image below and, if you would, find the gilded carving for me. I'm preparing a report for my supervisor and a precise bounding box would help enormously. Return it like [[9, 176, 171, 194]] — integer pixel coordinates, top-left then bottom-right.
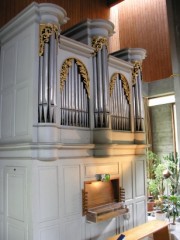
[[75, 59, 90, 97], [60, 58, 90, 97], [132, 61, 142, 85], [92, 36, 108, 54], [110, 73, 130, 102], [120, 74, 130, 102], [60, 58, 73, 91], [39, 23, 59, 56], [109, 73, 118, 97]]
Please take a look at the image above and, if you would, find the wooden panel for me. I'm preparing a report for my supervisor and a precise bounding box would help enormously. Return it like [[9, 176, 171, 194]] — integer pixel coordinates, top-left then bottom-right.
[[121, 161, 133, 200], [117, 0, 172, 82], [84, 179, 119, 209], [84, 163, 119, 177], [107, 220, 170, 240], [8, 224, 26, 240], [136, 200, 146, 225], [135, 160, 145, 197], [107, 0, 124, 7], [63, 219, 82, 240], [39, 166, 59, 221], [40, 225, 60, 240], [62, 165, 81, 216], [0, 0, 109, 31], [0, 0, 172, 82]]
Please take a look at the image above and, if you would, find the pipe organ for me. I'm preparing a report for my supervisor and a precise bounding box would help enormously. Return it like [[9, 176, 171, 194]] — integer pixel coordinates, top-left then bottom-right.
[[38, 23, 59, 123], [92, 37, 110, 128], [132, 61, 145, 131], [60, 58, 90, 127], [110, 73, 130, 131], [0, 3, 148, 240]]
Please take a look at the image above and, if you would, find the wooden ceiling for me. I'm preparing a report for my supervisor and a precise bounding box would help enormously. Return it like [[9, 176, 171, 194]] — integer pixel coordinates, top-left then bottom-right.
[[0, 0, 172, 82]]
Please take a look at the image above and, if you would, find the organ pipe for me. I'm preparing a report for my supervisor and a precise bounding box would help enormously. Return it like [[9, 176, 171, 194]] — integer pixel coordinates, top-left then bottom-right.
[[60, 58, 90, 128], [109, 73, 130, 131], [38, 23, 58, 123], [132, 61, 144, 131], [92, 36, 109, 128]]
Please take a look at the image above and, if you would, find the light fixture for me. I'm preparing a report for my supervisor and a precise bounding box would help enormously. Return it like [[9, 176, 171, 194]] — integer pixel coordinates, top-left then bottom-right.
[[95, 174, 110, 182]]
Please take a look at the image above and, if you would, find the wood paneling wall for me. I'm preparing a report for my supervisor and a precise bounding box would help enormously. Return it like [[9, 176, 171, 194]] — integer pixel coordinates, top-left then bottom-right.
[[0, 0, 109, 31], [0, 0, 173, 82], [117, 0, 172, 82]]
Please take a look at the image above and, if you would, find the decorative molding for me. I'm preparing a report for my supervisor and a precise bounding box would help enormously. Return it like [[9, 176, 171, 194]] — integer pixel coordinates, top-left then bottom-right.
[[132, 61, 142, 85], [170, 73, 180, 78], [39, 23, 58, 56], [109, 73, 117, 97], [109, 73, 130, 102], [76, 59, 90, 97], [60, 58, 90, 97], [59, 35, 94, 58], [82, 189, 88, 216], [92, 36, 108, 54], [60, 58, 73, 91], [120, 73, 130, 102]]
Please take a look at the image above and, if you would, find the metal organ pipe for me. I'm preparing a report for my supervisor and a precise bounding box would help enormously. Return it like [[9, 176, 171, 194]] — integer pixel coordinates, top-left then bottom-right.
[[75, 65, 79, 126], [118, 76, 123, 130], [93, 57, 98, 128], [42, 43, 49, 122], [116, 75, 120, 129], [38, 25, 58, 123], [49, 34, 55, 122], [74, 63, 78, 126], [38, 56, 43, 122], [97, 50, 103, 127], [137, 70, 144, 131], [110, 73, 130, 131], [78, 73, 82, 126], [102, 45, 109, 127]]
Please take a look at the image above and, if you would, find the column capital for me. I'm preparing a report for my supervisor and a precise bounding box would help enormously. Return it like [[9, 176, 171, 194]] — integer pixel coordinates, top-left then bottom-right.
[[63, 19, 115, 45], [111, 48, 147, 62], [39, 3, 69, 26]]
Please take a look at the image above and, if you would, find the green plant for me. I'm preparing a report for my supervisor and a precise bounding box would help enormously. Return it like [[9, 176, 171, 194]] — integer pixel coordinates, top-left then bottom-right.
[[147, 151, 180, 199], [146, 150, 163, 198], [146, 150, 161, 179], [163, 153, 179, 195], [154, 198, 167, 213], [163, 195, 180, 224], [147, 154, 166, 198]]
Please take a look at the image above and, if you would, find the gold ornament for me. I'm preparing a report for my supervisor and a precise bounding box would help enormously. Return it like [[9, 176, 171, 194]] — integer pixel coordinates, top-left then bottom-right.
[[39, 23, 58, 56], [60, 58, 90, 98], [92, 36, 108, 55], [132, 61, 142, 85], [109, 73, 130, 102]]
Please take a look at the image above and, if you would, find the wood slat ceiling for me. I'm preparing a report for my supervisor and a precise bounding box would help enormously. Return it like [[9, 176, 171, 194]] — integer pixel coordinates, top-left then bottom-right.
[[0, 0, 173, 82]]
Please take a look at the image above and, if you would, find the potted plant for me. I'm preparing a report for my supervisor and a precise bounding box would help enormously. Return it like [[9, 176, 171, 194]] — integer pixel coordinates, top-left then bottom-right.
[[163, 195, 180, 225], [146, 151, 162, 211], [154, 198, 167, 220]]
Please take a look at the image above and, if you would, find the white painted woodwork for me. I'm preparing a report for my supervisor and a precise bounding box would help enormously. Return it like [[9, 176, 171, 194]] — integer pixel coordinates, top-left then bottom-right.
[[135, 201, 147, 225], [5, 167, 28, 240], [121, 160, 133, 200], [0, 3, 147, 240], [135, 160, 145, 197], [38, 166, 59, 222]]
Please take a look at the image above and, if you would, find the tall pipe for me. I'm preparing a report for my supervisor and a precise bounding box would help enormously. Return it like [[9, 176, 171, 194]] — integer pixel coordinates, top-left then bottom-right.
[[42, 43, 49, 122], [78, 74, 82, 126], [38, 56, 43, 122]]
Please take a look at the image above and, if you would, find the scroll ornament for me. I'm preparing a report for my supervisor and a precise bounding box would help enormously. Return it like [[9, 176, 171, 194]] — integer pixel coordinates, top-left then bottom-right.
[[60, 58, 90, 98], [132, 61, 142, 85], [110, 73, 130, 102], [39, 23, 59, 56], [60, 58, 73, 91], [92, 36, 108, 55]]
